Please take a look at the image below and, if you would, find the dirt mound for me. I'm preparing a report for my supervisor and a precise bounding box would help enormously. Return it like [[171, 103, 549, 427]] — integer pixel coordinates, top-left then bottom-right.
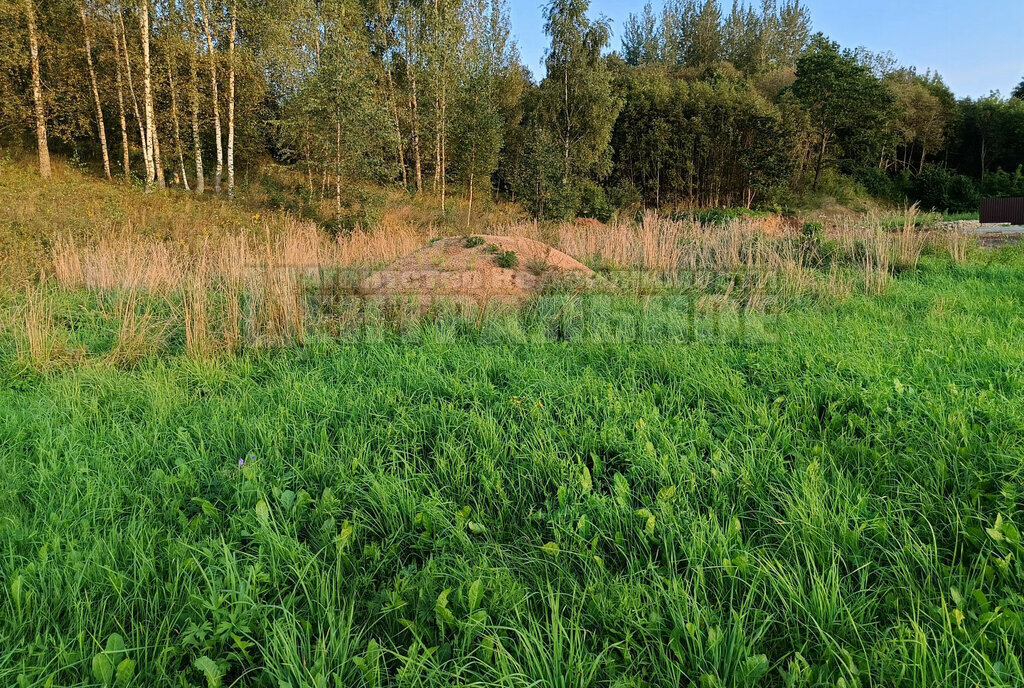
[[358, 235, 596, 300]]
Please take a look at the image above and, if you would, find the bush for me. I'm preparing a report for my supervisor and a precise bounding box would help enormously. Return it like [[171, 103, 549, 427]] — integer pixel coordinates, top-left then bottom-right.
[[802, 221, 824, 240], [537, 179, 615, 222], [981, 166, 1024, 199], [495, 250, 519, 269], [577, 180, 614, 223], [851, 165, 906, 204], [912, 165, 980, 214], [543, 184, 582, 222], [606, 180, 643, 218], [465, 236, 485, 248], [672, 207, 775, 226]]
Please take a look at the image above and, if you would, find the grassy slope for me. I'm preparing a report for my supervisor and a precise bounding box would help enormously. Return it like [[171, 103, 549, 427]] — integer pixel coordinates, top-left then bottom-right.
[[0, 158, 523, 286], [1, 254, 1023, 686]]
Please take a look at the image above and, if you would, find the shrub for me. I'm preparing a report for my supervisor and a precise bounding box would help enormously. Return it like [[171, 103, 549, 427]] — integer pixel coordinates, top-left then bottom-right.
[[912, 165, 980, 214], [544, 185, 582, 222], [851, 165, 905, 204], [577, 180, 614, 223], [606, 180, 643, 217], [465, 236, 485, 248], [672, 207, 775, 226], [495, 250, 519, 269], [981, 166, 1024, 199], [802, 221, 824, 241]]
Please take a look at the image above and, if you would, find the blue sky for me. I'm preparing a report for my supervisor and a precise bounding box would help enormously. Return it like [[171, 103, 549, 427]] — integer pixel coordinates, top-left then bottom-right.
[[508, 0, 1024, 98]]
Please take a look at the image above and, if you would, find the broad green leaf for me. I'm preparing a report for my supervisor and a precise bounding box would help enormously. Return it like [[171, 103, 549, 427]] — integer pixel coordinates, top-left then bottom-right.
[[194, 656, 223, 688], [740, 654, 769, 684], [613, 473, 630, 508], [192, 498, 217, 517], [115, 658, 136, 686], [255, 500, 270, 526], [1003, 521, 1020, 544], [435, 589, 456, 624], [468, 578, 483, 613], [576, 514, 588, 534], [92, 654, 113, 685], [10, 575, 22, 610], [580, 465, 592, 493], [105, 633, 125, 660], [986, 514, 1004, 541], [337, 521, 354, 552], [541, 541, 560, 557], [635, 509, 655, 536]]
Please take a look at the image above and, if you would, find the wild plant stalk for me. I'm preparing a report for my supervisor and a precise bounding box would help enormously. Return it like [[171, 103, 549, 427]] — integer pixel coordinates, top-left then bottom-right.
[[107, 287, 162, 366], [22, 284, 60, 367], [945, 232, 972, 264], [222, 276, 242, 353], [182, 277, 210, 357]]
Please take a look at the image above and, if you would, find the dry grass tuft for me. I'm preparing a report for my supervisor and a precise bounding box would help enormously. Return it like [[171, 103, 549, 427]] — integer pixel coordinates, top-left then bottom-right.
[[944, 232, 973, 264], [19, 285, 73, 368], [107, 288, 164, 367], [182, 277, 212, 358]]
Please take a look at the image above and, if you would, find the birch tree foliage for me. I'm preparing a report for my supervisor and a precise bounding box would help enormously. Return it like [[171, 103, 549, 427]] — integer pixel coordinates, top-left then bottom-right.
[[276, 0, 394, 183], [537, 0, 619, 184]]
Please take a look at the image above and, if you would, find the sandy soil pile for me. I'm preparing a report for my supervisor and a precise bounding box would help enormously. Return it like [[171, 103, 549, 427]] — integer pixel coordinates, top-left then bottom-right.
[[358, 235, 596, 300]]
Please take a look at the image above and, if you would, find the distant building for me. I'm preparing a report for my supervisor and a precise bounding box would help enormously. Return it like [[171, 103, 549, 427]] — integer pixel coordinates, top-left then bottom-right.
[[980, 198, 1024, 225]]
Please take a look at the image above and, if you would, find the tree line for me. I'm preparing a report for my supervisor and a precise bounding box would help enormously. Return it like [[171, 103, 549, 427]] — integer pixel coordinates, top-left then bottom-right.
[[2, 0, 1024, 219]]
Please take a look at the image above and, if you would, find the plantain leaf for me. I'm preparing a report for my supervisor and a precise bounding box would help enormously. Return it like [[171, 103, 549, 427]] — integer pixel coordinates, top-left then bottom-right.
[[468, 578, 483, 613], [91, 654, 113, 685]]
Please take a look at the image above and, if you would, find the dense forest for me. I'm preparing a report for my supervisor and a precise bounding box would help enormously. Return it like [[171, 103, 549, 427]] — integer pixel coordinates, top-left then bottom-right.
[[2, 0, 1023, 219]]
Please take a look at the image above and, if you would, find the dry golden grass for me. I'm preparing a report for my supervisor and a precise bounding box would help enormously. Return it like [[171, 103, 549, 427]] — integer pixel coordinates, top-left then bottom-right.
[[182, 277, 211, 358], [16, 170, 969, 361], [248, 265, 305, 347], [106, 288, 164, 367], [48, 208, 950, 311], [553, 213, 799, 273], [944, 232, 973, 264], [22, 285, 59, 367], [18, 285, 79, 368]]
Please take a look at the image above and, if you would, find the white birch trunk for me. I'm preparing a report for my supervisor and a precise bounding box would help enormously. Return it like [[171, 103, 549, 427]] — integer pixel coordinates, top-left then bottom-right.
[[167, 57, 189, 190], [113, 30, 131, 178], [404, 13, 422, 193], [200, 0, 223, 193], [25, 0, 51, 180], [80, 2, 110, 179], [187, 0, 204, 193], [118, 9, 152, 182], [140, 0, 163, 190], [226, 0, 235, 196]]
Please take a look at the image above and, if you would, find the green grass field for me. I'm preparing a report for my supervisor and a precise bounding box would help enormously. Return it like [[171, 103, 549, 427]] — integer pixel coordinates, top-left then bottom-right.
[[2, 250, 1023, 687]]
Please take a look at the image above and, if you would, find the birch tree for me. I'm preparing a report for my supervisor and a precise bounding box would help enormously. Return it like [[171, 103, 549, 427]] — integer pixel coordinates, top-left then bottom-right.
[[187, 0, 204, 192], [400, 4, 422, 193], [112, 20, 132, 177], [80, 0, 111, 178], [200, 0, 223, 192], [226, 0, 236, 196], [118, 7, 153, 182], [24, 0, 51, 179], [141, 0, 165, 188], [538, 0, 618, 184]]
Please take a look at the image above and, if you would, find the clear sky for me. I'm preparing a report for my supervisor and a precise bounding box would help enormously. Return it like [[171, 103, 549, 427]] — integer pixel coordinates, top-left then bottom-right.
[[508, 0, 1024, 99]]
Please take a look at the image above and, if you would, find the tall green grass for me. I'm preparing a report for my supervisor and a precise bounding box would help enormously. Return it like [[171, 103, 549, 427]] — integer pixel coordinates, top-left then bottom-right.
[[1, 253, 1023, 686]]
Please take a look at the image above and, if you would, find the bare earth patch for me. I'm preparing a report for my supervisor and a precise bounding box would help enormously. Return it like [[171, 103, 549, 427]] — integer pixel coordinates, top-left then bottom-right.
[[358, 235, 596, 300]]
